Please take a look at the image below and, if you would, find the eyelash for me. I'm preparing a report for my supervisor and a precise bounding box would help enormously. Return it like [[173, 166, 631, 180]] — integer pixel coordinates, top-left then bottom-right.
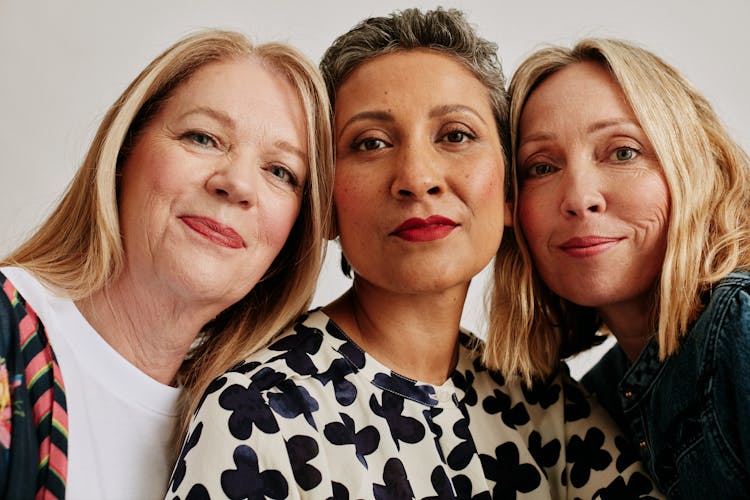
[[440, 128, 476, 143], [350, 126, 477, 152], [267, 164, 299, 187], [611, 146, 640, 162]]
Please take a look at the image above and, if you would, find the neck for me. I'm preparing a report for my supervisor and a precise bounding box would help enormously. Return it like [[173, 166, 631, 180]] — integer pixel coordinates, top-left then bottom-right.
[[323, 280, 468, 385], [599, 296, 655, 362], [75, 271, 217, 386]]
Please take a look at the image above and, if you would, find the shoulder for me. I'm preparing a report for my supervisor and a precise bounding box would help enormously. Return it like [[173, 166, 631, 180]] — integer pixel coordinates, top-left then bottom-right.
[[696, 270, 750, 349], [196, 309, 343, 412]]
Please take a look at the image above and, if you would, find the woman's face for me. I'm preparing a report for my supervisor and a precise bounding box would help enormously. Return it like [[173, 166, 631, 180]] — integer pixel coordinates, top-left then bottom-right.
[[517, 61, 670, 316], [118, 57, 307, 309], [333, 50, 505, 295]]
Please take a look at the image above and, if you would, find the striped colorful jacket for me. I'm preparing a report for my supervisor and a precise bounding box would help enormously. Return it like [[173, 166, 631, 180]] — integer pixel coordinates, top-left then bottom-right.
[[0, 271, 68, 499]]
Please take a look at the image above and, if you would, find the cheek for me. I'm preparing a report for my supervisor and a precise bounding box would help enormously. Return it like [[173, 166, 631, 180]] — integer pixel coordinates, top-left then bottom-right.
[[333, 173, 369, 231], [517, 194, 545, 250], [263, 195, 304, 248]]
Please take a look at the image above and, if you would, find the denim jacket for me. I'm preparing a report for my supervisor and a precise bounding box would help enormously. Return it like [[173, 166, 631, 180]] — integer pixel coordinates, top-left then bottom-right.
[[582, 271, 750, 499]]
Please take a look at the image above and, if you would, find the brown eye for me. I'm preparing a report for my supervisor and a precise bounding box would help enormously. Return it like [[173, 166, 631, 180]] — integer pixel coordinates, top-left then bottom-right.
[[441, 129, 475, 143], [355, 138, 389, 151]]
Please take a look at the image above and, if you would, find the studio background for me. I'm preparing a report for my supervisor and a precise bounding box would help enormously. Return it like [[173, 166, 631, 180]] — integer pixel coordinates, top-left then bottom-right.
[[2, 0, 747, 376]]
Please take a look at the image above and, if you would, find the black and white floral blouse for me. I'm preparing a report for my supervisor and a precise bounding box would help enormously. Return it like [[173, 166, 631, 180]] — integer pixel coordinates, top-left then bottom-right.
[[168, 310, 661, 499]]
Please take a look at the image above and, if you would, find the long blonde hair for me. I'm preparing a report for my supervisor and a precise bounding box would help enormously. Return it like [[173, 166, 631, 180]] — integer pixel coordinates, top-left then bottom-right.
[[486, 38, 750, 385], [1, 30, 334, 454]]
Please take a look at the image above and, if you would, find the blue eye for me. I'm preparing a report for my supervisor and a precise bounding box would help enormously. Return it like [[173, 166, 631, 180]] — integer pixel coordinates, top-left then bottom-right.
[[529, 163, 557, 177], [612, 147, 638, 161], [183, 131, 217, 148], [269, 165, 297, 186]]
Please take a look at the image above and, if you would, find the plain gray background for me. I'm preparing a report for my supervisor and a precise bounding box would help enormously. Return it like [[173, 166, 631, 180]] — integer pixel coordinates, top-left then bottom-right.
[[1, 0, 748, 375]]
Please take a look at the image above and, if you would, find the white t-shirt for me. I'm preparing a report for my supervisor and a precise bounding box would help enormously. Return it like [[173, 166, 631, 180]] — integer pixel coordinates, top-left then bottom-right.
[[2, 267, 180, 500]]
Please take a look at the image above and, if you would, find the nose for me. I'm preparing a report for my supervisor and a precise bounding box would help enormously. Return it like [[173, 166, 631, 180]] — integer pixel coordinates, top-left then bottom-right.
[[390, 141, 446, 200], [559, 167, 606, 217], [205, 157, 259, 207]]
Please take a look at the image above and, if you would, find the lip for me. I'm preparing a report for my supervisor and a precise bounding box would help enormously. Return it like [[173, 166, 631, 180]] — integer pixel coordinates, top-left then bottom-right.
[[390, 215, 458, 242], [558, 235, 622, 258], [180, 215, 245, 249]]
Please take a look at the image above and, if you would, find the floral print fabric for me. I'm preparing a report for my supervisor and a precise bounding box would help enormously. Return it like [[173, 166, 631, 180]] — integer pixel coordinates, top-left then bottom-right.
[[169, 310, 660, 499]]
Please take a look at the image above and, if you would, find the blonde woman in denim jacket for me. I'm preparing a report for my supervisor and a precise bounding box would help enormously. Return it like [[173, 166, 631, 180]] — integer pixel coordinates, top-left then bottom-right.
[[486, 38, 750, 498]]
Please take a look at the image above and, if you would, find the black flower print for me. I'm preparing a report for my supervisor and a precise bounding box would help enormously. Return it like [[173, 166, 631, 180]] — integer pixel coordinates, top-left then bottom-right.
[[482, 389, 530, 429], [286, 434, 322, 490], [527, 430, 561, 472], [594, 472, 659, 500], [184, 483, 210, 500], [326, 320, 367, 370], [566, 427, 613, 488], [614, 435, 638, 473], [453, 474, 492, 500], [562, 379, 592, 422], [372, 372, 437, 406], [268, 378, 320, 429], [424, 407, 446, 461], [193, 376, 228, 417], [447, 416, 477, 471], [452, 369, 478, 407], [313, 357, 358, 406], [373, 457, 415, 500], [219, 381, 280, 440], [168, 311, 658, 498], [424, 465, 455, 500], [522, 379, 561, 410], [324, 413, 380, 467], [230, 360, 261, 376], [370, 392, 425, 449], [327, 482, 350, 500], [268, 324, 323, 376], [221, 445, 288, 499], [479, 442, 542, 499], [170, 422, 203, 492]]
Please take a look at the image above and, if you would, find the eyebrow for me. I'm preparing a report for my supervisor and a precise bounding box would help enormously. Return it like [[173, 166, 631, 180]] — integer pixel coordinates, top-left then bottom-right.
[[274, 139, 307, 163], [429, 104, 487, 125], [519, 118, 641, 147], [178, 106, 236, 128], [338, 104, 487, 136], [179, 106, 307, 162], [586, 118, 640, 135], [338, 110, 394, 135]]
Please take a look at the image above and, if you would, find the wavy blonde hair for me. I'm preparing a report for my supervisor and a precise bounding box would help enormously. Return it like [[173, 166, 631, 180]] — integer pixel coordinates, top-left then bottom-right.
[[1, 30, 333, 454], [486, 38, 750, 385]]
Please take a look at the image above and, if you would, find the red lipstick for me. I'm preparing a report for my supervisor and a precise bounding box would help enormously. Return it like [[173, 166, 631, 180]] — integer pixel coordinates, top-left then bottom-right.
[[390, 215, 458, 242], [559, 236, 621, 257], [180, 216, 245, 249]]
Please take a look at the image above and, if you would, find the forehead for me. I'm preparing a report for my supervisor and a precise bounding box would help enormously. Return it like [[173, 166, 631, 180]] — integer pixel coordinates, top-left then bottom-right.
[[334, 49, 493, 119], [520, 61, 637, 132], [527, 61, 629, 114]]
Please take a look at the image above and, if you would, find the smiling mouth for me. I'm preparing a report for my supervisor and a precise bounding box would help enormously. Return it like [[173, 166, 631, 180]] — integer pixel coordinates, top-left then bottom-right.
[[180, 216, 245, 249], [559, 236, 622, 257], [390, 215, 458, 242]]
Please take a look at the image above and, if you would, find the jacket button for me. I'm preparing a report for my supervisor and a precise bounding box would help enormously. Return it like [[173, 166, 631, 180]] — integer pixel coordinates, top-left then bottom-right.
[[639, 440, 647, 448], [624, 390, 633, 399]]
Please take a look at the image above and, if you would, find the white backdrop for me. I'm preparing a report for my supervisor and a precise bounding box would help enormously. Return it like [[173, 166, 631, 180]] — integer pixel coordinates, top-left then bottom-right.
[[1, 0, 747, 376]]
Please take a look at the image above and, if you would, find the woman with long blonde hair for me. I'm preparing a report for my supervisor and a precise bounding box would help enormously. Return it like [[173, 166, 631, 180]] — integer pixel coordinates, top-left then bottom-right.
[[0, 29, 332, 499], [490, 38, 750, 497]]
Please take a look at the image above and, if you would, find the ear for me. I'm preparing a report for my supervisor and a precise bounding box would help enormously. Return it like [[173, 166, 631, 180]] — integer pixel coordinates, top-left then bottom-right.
[[504, 200, 513, 227]]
